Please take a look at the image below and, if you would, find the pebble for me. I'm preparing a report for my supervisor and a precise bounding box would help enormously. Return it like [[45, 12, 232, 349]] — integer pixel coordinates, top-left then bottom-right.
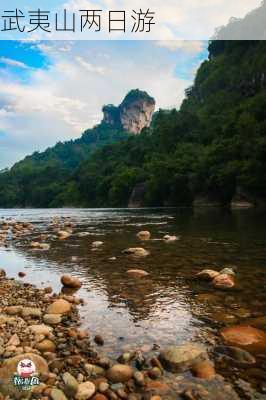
[[51, 388, 68, 400], [94, 334, 104, 346], [62, 371, 79, 397], [107, 364, 134, 383], [29, 324, 53, 336], [43, 314, 62, 325], [75, 381, 96, 400], [159, 343, 207, 372], [46, 299, 72, 314], [61, 275, 82, 289], [126, 269, 149, 278], [122, 248, 149, 257]]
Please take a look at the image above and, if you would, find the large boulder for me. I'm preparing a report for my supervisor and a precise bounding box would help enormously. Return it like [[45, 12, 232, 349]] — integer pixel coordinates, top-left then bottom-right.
[[220, 325, 266, 353], [159, 343, 207, 372]]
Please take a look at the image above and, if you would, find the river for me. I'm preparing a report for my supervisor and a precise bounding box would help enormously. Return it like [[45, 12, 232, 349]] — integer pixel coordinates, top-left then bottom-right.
[[0, 207, 266, 391]]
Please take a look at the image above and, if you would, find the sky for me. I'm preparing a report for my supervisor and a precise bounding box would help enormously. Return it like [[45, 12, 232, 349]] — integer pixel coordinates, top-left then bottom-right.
[[0, 40, 208, 169]]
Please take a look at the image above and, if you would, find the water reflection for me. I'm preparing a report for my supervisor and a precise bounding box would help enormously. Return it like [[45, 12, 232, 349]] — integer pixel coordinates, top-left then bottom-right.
[[0, 207, 266, 356]]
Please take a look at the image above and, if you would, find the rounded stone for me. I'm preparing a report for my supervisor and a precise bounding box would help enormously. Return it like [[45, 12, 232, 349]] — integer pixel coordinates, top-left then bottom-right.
[[62, 372, 79, 397], [75, 381, 96, 400], [106, 364, 134, 383], [191, 360, 216, 379], [159, 343, 207, 372], [35, 339, 56, 353], [43, 314, 62, 325], [51, 388, 68, 400], [196, 269, 220, 281], [61, 275, 82, 289], [29, 324, 53, 336], [214, 346, 256, 366], [220, 325, 266, 352], [122, 247, 149, 257], [212, 274, 235, 289], [136, 231, 151, 240], [126, 269, 149, 278], [46, 299, 72, 314]]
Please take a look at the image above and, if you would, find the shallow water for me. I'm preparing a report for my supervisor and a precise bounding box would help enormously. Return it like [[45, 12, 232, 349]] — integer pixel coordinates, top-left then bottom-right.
[[0, 207, 266, 388]]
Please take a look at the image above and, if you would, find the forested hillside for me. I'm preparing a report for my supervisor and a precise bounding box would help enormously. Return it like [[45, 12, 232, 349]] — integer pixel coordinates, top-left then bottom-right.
[[1, 41, 266, 208]]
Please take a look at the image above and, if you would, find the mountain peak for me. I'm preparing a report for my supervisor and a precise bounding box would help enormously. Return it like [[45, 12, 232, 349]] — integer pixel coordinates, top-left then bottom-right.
[[102, 89, 155, 134]]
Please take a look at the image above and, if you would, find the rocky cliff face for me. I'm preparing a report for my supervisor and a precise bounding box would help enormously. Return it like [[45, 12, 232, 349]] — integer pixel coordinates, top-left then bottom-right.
[[102, 89, 155, 134]]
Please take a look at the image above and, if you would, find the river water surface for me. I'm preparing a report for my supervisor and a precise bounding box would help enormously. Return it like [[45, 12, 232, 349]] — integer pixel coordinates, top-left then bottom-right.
[[0, 207, 266, 389]]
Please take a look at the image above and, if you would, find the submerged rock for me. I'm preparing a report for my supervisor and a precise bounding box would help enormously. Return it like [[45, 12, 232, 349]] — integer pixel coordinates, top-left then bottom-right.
[[122, 247, 149, 257], [174, 376, 240, 400], [220, 325, 266, 353], [214, 346, 256, 366], [57, 230, 71, 240], [212, 274, 235, 289], [136, 231, 151, 240], [126, 269, 149, 278], [163, 235, 179, 242], [159, 343, 207, 372], [196, 269, 220, 281], [191, 360, 216, 379], [219, 267, 236, 276], [92, 241, 103, 248]]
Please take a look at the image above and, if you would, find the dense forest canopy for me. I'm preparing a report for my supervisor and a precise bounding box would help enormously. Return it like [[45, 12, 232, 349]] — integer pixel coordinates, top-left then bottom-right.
[[0, 41, 266, 208]]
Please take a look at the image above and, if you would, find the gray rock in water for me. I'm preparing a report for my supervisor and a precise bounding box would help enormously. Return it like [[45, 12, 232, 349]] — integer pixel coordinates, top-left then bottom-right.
[[214, 345, 256, 366], [175, 375, 240, 400], [159, 343, 207, 372]]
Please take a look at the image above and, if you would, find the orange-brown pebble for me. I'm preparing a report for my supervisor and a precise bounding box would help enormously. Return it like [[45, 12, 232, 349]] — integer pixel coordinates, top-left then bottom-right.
[[92, 394, 108, 400], [191, 360, 216, 379]]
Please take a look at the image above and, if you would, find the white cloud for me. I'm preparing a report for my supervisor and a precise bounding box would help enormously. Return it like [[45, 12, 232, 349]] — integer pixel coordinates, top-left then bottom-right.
[[156, 41, 205, 54], [76, 56, 107, 75], [0, 57, 31, 70], [0, 41, 201, 168]]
